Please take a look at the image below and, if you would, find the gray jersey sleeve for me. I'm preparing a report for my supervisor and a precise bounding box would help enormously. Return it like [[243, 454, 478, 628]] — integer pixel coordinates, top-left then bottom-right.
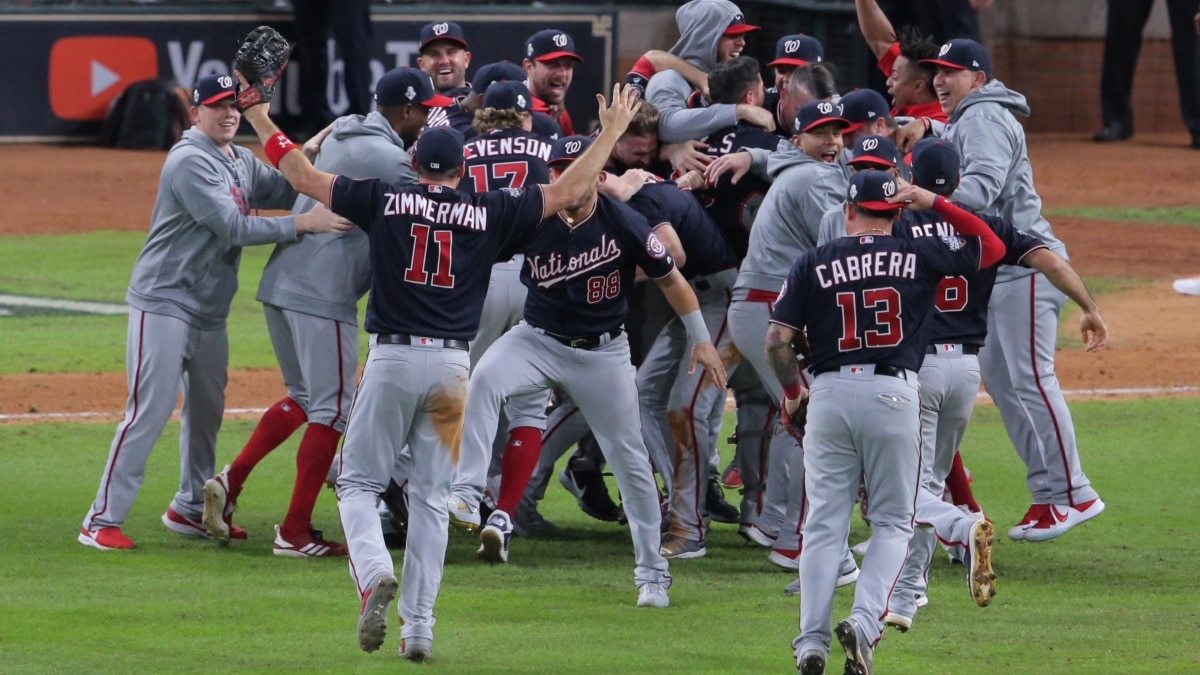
[[647, 71, 738, 144], [171, 155, 297, 246], [948, 113, 1012, 213]]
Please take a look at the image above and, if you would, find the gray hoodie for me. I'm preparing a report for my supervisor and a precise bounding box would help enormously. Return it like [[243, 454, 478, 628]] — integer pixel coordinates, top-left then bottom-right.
[[943, 80, 1065, 283], [646, 0, 745, 143], [126, 128, 298, 330], [734, 143, 847, 292], [257, 112, 417, 324]]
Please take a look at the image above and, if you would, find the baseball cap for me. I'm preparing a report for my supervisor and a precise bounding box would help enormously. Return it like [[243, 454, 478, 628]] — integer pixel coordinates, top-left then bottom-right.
[[471, 61, 526, 93], [839, 89, 892, 133], [794, 100, 849, 134], [723, 12, 760, 36], [415, 127, 466, 172], [375, 67, 454, 107], [548, 135, 593, 166], [910, 137, 961, 189], [192, 74, 236, 106], [525, 29, 583, 63], [921, 39, 992, 78], [766, 34, 823, 68], [848, 134, 902, 169], [419, 21, 468, 52], [483, 81, 533, 114], [847, 169, 902, 212]]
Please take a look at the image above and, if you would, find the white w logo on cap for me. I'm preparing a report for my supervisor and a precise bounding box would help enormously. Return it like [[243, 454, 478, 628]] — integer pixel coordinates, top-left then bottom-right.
[[817, 101, 833, 114], [433, 22, 448, 35], [784, 39, 801, 53], [564, 140, 582, 154], [939, 43, 951, 56], [862, 137, 879, 151], [553, 34, 568, 47], [218, 75, 233, 88], [882, 180, 896, 197]]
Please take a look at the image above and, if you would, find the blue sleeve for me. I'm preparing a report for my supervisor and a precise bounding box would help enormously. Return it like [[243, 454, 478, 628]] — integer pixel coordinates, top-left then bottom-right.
[[770, 257, 809, 331], [329, 175, 382, 232], [984, 213, 1047, 266], [487, 184, 547, 255], [916, 235, 983, 278], [620, 203, 675, 280]]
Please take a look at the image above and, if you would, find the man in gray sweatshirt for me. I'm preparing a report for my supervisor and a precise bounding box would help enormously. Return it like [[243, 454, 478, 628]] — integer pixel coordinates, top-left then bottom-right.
[[79, 74, 352, 551], [201, 68, 444, 557], [921, 39, 1104, 542], [646, 0, 775, 143]]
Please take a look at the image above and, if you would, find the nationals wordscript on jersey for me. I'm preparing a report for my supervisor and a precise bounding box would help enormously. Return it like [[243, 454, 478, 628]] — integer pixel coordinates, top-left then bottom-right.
[[527, 235, 622, 288]]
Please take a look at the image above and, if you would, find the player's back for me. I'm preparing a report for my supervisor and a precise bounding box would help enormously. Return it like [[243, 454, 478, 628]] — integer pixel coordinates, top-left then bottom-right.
[[626, 180, 738, 279], [701, 121, 778, 258], [462, 128, 553, 193]]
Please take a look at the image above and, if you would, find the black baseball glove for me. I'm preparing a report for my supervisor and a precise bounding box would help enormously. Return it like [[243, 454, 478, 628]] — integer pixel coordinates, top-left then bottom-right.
[[234, 26, 292, 110], [780, 394, 808, 445]]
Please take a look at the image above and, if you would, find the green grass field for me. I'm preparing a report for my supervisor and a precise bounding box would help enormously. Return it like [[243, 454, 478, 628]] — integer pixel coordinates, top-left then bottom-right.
[[2, 400, 1198, 673], [1045, 206, 1200, 227]]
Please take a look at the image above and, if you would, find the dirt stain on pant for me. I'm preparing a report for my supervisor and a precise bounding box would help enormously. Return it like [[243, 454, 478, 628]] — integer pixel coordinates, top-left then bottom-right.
[[429, 381, 466, 466]]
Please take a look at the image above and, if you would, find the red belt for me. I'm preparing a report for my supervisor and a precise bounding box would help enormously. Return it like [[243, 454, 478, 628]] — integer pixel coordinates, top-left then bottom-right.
[[745, 289, 779, 303]]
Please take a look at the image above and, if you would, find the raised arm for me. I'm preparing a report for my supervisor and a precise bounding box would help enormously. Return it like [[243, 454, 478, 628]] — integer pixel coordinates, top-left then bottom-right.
[[892, 182, 1006, 267], [855, 0, 898, 59], [642, 50, 710, 101]]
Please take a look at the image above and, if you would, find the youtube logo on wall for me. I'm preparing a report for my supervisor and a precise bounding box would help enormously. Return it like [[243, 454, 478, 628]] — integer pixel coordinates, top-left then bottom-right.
[[49, 36, 158, 120]]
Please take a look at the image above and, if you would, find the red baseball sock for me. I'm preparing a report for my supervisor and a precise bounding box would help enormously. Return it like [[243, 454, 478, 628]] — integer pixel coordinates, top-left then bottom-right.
[[280, 422, 342, 539], [946, 451, 981, 512], [495, 426, 543, 516], [228, 397, 307, 491]]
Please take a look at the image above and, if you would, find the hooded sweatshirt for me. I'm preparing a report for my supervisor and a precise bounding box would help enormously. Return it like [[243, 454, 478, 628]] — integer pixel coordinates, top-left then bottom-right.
[[943, 80, 1065, 283], [646, 0, 745, 143], [126, 128, 298, 330], [257, 111, 417, 324], [734, 143, 847, 293]]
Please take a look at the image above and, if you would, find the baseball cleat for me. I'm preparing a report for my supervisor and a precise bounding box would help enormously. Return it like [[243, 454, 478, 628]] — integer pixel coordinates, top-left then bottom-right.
[[850, 537, 871, 557], [78, 526, 135, 551], [737, 523, 776, 548], [513, 503, 556, 538], [272, 525, 348, 557], [784, 564, 859, 595], [968, 519, 997, 607], [659, 533, 707, 559], [704, 478, 740, 524], [768, 547, 801, 571], [636, 582, 670, 608], [447, 495, 481, 532], [835, 618, 874, 675], [1173, 276, 1200, 296], [798, 651, 826, 675], [202, 466, 237, 545], [1023, 498, 1105, 543], [1007, 503, 1048, 540], [356, 574, 398, 653], [478, 510, 513, 563], [915, 594, 928, 608], [163, 507, 246, 540], [399, 636, 432, 663], [559, 466, 622, 522], [720, 463, 743, 489], [883, 611, 912, 632]]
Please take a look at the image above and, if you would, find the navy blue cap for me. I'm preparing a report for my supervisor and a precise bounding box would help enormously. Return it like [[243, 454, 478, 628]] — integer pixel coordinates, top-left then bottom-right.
[[847, 169, 902, 211], [794, 100, 849, 134], [840, 89, 892, 132], [922, 39, 991, 78], [531, 111, 563, 141], [415, 127, 466, 172], [548, 135, 592, 166], [910, 137, 961, 190], [192, 74, 236, 106], [525, 29, 583, 63], [419, 21, 468, 52], [471, 61, 526, 94], [848, 134, 902, 169], [767, 34, 823, 69], [483, 81, 533, 113], [375, 67, 454, 108]]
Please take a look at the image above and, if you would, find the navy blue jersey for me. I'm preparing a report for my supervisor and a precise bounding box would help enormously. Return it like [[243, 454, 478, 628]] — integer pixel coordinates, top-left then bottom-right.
[[330, 178, 545, 339], [895, 209, 1046, 346], [462, 128, 553, 194], [771, 234, 984, 373], [517, 195, 676, 336], [626, 179, 738, 279], [761, 88, 790, 138], [426, 99, 474, 139], [700, 121, 778, 258], [530, 112, 563, 142]]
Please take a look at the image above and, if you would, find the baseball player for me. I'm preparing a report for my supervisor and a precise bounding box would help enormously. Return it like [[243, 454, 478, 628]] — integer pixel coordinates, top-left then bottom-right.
[[765, 34, 825, 91], [447, 80, 556, 531], [771, 169, 1006, 675], [523, 29, 583, 136], [919, 39, 1106, 541], [459, 134, 727, 607], [238, 77, 647, 659], [200, 67, 441, 556], [417, 21, 471, 96], [78, 75, 353, 551], [854, 0, 949, 121], [432, 60, 563, 143]]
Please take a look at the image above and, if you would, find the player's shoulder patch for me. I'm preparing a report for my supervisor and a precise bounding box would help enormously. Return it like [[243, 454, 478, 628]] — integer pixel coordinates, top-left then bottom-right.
[[778, 278, 789, 301], [646, 232, 668, 259], [939, 234, 966, 251], [499, 187, 526, 198]]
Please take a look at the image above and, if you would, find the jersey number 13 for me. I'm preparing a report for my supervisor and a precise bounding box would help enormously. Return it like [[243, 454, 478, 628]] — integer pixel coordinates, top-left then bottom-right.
[[835, 288, 903, 351]]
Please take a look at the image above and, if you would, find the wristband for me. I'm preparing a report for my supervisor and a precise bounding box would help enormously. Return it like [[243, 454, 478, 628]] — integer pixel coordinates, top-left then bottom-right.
[[783, 379, 803, 401], [264, 131, 298, 168], [680, 309, 711, 345]]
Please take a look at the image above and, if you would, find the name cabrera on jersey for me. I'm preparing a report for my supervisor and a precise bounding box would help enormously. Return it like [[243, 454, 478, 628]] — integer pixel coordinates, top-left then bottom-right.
[[518, 195, 675, 336], [461, 129, 553, 193], [626, 180, 738, 279], [330, 177, 545, 339], [897, 209, 1046, 347], [770, 234, 984, 374], [701, 121, 779, 258]]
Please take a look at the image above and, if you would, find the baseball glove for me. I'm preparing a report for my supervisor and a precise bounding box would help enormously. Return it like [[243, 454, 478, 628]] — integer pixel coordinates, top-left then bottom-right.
[[779, 394, 808, 445], [234, 26, 292, 110]]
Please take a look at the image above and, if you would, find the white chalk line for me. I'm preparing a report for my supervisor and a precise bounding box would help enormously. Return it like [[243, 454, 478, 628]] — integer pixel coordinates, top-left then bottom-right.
[[3, 386, 1198, 423], [0, 294, 128, 315]]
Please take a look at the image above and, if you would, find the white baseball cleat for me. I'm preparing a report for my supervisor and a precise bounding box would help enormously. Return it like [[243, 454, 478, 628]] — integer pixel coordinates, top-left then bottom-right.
[[637, 582, 670, 608], [851, 537, 871, 557], [767, 547, 800, 570], [1173, 276, 1200, 296], [357, 574, 398, 653], [202, 466, 235, 544], [447, 495, 481, 532], [478, 510, 512, 563], [737, 523, 776, 547], [883, 611, 912, 632], [1008, 503, 1049, 541], [399, 636, 432, 663], [1023, 498, 1105, 542]]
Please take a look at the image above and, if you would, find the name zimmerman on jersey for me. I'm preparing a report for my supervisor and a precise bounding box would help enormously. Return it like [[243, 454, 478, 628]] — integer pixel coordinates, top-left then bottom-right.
[[383, 192, 489, 230], [816, 248, 918, 288], [527, 235, 622, 288]]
